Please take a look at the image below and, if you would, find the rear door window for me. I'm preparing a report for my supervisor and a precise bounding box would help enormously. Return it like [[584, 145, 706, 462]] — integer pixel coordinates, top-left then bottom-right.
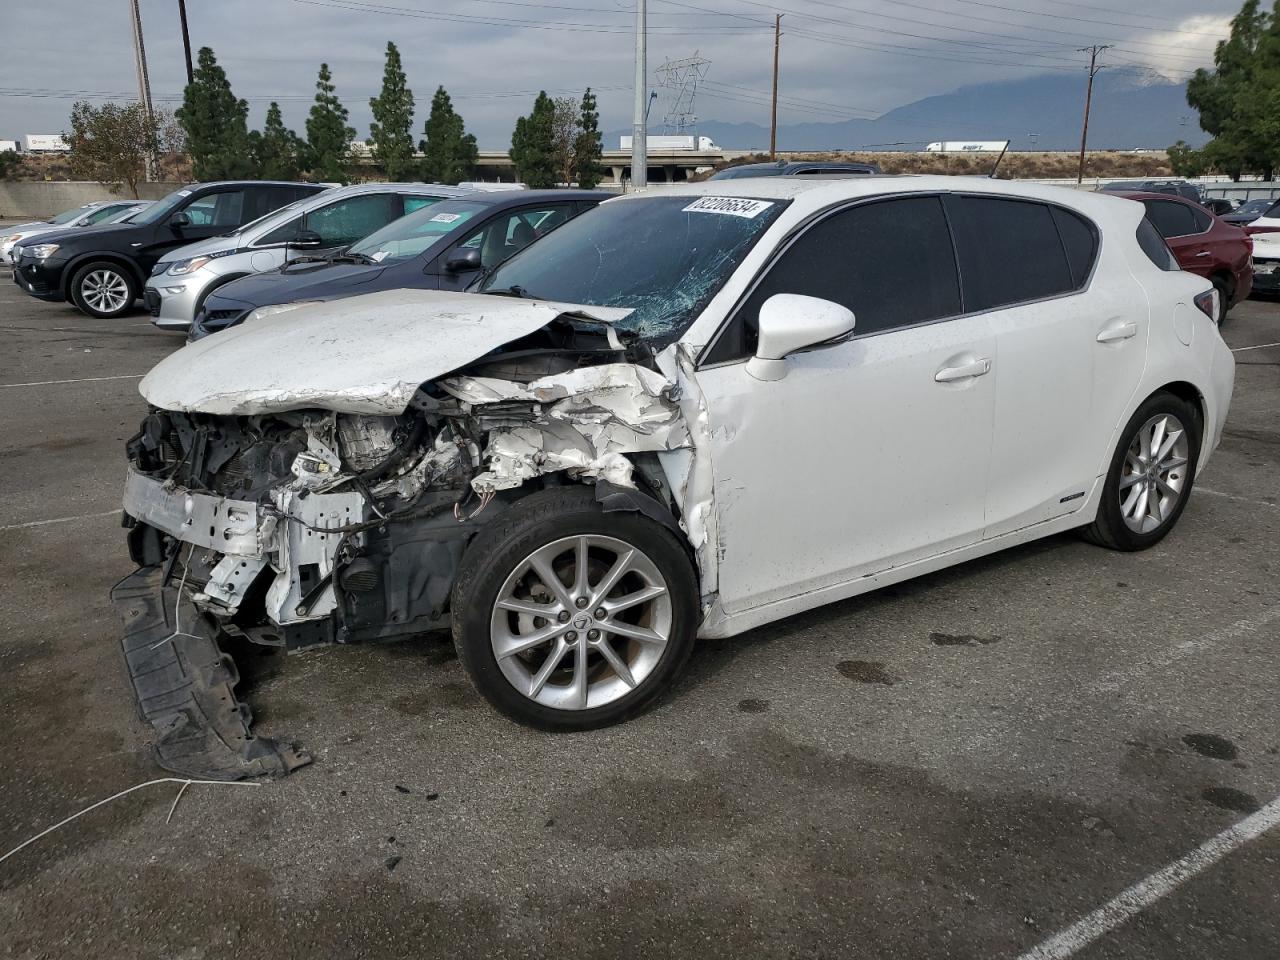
[[1141, 199, 1198, 239], [305, 193, 401, 247], [945, 196, 1074, 311]]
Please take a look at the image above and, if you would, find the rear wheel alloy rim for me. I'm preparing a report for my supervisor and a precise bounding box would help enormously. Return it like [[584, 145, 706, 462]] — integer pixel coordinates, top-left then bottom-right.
[[82, 270, 129, 313], [1119, 414, 1189, 534], [490, 535, 673, 710]]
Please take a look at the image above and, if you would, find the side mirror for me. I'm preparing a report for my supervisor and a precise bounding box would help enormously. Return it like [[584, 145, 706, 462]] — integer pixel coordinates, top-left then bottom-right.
[[291, 230, 323, 250], [169, 211, 191, 229], [445, 246, 482, 272], [746, 293, 856, 381]]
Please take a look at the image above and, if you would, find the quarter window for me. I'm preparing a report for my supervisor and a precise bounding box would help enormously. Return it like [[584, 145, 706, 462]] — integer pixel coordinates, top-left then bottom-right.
[[1141, 199, 1199, 239], [1136, 218, 1179, 271], [735, 195, 961, 349], [946, 196, 1075, 311], [1050, 206, 1099, 288]]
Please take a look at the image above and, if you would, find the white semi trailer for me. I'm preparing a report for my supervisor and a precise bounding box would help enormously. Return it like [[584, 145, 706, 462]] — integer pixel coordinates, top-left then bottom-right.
[[924, 141, 1009, 153], [23, 134, 70, 153], [620, 135, 720, 151]]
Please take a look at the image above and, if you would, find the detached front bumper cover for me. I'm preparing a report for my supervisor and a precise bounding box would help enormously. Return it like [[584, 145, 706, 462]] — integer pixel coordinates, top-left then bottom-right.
[[111, 566, 311, 780]]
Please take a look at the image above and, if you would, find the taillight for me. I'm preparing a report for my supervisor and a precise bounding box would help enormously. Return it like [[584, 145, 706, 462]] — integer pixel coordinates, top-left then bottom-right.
[[1193, 289, 1218, 319], [1245, 225, 1280, 236]]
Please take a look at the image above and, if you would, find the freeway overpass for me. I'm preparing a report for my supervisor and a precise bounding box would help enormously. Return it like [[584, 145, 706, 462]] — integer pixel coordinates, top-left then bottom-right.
[[471, 148, 745, 184]]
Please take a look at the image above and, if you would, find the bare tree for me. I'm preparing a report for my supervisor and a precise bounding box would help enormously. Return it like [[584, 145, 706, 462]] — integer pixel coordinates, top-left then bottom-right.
[[551, 96, 579, 185]]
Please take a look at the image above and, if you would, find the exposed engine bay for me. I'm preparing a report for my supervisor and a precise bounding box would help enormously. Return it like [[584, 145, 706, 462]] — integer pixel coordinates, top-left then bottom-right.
[[112, 310, 705, 779]]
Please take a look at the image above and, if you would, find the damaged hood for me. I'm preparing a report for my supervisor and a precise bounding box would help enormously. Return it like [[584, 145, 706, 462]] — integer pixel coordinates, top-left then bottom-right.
[[139, 288, 634, 416]]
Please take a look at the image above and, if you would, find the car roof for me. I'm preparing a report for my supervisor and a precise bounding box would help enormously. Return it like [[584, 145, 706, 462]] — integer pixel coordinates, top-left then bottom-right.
[[1106, 190, 1203, 206], [610, 175, 1149, 228], [464, 188, 612, 208]]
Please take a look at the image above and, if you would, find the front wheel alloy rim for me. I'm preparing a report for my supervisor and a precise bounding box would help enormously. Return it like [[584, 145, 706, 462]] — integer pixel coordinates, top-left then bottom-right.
[[490, 535, 673, 711], [82, 269, 130, 313], [1119, 413, 1190, 533]]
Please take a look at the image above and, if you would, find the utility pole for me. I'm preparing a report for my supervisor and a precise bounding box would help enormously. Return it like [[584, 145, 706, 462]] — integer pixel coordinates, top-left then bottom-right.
[[178, 0, 194, 86], [128, 0, 156, 182], [631, 0, 647, 190], [770, 14, 783, 159], [1076, 44, 1110, 185]]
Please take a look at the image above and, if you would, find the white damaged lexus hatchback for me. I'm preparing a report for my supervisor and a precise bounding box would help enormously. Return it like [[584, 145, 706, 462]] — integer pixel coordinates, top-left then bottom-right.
[[115, 176, 1233, 779]]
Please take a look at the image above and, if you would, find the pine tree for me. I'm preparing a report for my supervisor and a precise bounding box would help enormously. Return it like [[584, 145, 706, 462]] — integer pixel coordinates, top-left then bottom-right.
[[252, 102, 303, 180], [368, 41, 416, 181], [176, 47, 255, 180], [419, 86, 478, 185], [305, 63, 355, 183], [573, 87, 603, 188], [509, 91, 556, 188]]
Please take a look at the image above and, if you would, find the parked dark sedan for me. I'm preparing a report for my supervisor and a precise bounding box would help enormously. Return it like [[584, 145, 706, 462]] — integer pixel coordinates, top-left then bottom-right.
[[12, 181, 325, 318], [1114, 190, 1252, 324], [189, 189, 608, 340], [708, 160, 881, 180], [1221, 197, 1278, 226]]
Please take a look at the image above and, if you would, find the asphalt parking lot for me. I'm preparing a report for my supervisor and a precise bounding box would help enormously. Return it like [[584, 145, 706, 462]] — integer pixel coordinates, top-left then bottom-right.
[[1, 251, 1277, 959]]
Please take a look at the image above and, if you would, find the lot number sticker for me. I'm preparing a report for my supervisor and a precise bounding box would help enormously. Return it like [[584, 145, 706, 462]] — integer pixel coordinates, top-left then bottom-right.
[[682, 196, 774, 218], [430, 213, 463, 223]]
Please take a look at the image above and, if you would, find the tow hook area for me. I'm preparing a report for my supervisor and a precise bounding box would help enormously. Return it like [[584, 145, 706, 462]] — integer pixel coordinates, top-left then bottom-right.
[[111, 566, 311, 781]]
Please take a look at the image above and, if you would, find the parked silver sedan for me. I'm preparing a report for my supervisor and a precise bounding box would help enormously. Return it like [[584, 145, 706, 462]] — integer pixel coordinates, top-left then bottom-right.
[[143, 182, 482, 331], [2, 200, 151, 265]]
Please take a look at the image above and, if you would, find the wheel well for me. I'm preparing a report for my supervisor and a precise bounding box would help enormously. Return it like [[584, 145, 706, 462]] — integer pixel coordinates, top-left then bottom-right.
[[61, 253, 144, 300], [1210, 270, 1235, 298], [1153, 381, 1205, 431], [195, 273, 250, 314]]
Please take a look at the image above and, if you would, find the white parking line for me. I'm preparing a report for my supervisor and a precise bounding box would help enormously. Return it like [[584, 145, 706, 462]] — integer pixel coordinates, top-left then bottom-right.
[[1197, 486, 1280, 508], [0, 508, 122, 531], [1231, 341, 1280, 353], [1015, 796, 1280, 960], [0, 374, 143, 388], [1091, 605, 1280, 695]]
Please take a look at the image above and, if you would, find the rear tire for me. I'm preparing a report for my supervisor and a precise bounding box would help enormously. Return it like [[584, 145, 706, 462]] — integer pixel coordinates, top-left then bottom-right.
[[451, 486, 698, 730], [1082, 391, 1201, 551], [70, 261, 137, 319]]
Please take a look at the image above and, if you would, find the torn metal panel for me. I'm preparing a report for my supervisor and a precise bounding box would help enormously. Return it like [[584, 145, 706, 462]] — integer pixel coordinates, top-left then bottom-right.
[[138, 290, 633, 417], [442, 363, 693, 496], [123, 467, 266, 557], [654, 343, 719, 602]]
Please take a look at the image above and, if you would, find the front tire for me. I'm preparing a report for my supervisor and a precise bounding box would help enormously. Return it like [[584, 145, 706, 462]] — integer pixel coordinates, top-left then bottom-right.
[[1083, 391, 1201, 551], [451, 486, 699, 730], [70, 261, 137, 319]]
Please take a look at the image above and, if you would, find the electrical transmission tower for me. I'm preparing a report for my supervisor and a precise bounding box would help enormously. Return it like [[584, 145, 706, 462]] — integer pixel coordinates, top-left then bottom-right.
[[655, 53, 710, 134]]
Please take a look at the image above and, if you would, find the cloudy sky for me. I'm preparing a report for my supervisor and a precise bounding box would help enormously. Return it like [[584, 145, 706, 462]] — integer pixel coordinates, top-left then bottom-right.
[[1, 0, 1242, 149]]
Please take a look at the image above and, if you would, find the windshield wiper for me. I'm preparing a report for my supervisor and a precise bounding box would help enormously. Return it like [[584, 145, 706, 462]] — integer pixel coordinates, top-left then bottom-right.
[[326, 251, 380, 265], [486, 285, 538, 300]]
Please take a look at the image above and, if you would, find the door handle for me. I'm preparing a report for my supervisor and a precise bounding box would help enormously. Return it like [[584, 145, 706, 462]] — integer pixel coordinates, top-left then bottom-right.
[[1194, 250, 1211, 258], [1096, 321, 1137, 343], [934, 357, 991, 382]]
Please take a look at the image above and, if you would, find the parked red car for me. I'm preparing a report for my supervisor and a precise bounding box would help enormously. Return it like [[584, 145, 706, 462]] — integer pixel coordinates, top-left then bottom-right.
[[1113, 191, 1252, 324]]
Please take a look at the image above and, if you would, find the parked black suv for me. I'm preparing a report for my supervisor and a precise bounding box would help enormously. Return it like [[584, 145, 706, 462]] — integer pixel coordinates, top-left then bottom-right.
[[12, 180, 326, 318], [708, 159, 881, 180]]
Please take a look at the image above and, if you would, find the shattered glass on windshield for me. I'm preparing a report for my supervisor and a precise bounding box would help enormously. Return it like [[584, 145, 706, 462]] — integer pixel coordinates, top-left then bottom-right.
[[479, 195, 787, 345]]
